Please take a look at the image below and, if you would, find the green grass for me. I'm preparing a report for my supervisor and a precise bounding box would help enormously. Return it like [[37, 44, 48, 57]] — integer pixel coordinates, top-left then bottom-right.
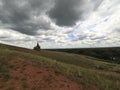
[[0, 43, 120, 90], [46, 47, 120, 64], [31, 87, 37, 90], [43, 74, 53, 83], [37, 50, 120, 73], [6, 86, 15, 90], [21, 78, 28, 89], [0, 54, 11, 82]]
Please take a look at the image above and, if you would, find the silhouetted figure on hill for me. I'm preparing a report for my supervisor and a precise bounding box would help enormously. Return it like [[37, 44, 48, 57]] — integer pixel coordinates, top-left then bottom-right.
[[34, 42, 41, 51]]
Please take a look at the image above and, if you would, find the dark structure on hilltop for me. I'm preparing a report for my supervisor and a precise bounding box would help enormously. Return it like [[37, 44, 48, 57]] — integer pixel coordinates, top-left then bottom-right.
[[34, 42, 41, 50]]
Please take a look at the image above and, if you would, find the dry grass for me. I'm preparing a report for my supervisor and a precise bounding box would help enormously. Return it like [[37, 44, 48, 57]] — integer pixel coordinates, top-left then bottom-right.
[[0, 43, 120, 90]]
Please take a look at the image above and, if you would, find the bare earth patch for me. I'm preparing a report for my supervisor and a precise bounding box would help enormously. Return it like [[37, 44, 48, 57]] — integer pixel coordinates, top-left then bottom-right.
[[0, 57, 82, 90]]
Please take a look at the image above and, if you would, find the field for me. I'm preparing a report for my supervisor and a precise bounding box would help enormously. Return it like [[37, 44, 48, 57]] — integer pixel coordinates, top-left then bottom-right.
[[46, 47, 120, 64], [0, 43, 120, 90]]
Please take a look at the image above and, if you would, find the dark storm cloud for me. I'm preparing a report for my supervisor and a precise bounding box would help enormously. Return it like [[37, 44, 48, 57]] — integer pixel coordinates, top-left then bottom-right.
[[48, 0, 104, 26], [0, 0, 103, 35], [48, 0, 84, 26], [0, 0, 53, 35]]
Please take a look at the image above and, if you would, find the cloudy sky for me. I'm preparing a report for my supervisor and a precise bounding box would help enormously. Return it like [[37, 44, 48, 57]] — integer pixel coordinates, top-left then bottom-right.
[[0, 0, 120, 49]]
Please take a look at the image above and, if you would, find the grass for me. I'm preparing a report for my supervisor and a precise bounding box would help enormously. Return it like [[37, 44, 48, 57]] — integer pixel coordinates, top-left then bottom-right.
[[37, 50, 120, 75], [6, 86, 15, 90], [46, 47, 120, 64], [0, 65, 8, 73], [43, 74, 53, 83], [0, 56, 11, 82], [31, 87, 37, 90], [2, 73, 11, 82], [0, 43, 120, 90], [22, 78, 28, 89]]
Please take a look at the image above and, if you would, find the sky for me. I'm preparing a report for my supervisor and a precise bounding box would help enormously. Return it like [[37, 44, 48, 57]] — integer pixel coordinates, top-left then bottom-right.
[[0, 0, 120, 49]]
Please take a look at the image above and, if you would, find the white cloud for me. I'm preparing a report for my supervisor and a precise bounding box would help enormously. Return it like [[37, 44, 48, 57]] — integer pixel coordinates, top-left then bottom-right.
[[69, 0, 120, 47], [0, 0, 120, 49]]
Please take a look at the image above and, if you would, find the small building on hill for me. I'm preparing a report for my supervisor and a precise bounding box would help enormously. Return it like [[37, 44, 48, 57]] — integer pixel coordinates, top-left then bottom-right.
[[33, 42, 41, 51]]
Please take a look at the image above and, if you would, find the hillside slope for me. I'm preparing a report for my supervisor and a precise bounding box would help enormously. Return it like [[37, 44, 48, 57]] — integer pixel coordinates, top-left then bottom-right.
[[46, 47, 120, 64], [0, 43, 120, 90]]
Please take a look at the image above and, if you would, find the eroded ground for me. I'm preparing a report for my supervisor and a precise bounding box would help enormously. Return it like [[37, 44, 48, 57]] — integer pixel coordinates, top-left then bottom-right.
[[0, 57, 82, 90]]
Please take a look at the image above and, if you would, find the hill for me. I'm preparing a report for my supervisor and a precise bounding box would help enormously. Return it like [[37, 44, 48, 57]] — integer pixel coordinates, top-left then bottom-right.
[[46, 47, 120, 64], [0, 43, 120, 90]]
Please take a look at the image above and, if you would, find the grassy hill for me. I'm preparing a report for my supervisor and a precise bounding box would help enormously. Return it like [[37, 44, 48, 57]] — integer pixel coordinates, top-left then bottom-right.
[[0, 43, 120, 90], [46, 47, 120, 64]]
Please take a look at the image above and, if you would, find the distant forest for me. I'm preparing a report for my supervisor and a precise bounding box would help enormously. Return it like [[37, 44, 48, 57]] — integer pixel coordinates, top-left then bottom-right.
[[46, 47, 120, 64]]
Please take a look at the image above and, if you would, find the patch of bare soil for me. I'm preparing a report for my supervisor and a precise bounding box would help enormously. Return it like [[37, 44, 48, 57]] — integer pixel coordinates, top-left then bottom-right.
[[0, 57, 82, 90]]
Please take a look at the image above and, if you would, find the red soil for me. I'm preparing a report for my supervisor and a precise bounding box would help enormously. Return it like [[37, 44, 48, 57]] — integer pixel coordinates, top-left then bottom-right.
[[0, 57, 82, 90]]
